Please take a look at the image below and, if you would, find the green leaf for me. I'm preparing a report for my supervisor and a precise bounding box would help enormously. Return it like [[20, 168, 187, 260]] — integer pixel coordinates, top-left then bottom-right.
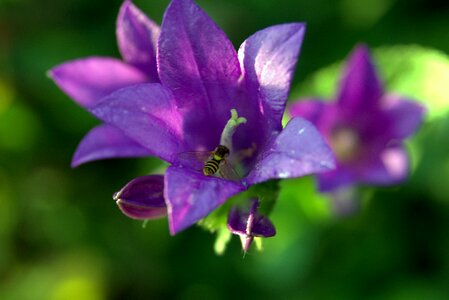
[[291, 45, 449, 120], [376, 45, 449, 120], [279, 176, 333, 223], [409, 116, 449, 203]]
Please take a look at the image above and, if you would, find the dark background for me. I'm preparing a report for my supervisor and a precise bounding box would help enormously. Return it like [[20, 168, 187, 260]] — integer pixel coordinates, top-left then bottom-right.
[[0, 0, 448, 298]]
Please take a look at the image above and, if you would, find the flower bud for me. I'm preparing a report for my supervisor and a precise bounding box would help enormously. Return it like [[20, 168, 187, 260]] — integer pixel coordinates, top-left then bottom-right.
[[113, 175, 166, 220]]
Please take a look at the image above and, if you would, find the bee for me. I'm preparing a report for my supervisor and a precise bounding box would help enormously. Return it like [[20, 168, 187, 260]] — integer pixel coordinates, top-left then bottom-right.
[[203, 145, 230, 176], [176, 145, 239, 180]]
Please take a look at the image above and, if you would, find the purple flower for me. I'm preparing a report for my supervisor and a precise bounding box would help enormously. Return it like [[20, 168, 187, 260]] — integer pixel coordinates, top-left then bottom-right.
[[50, 0, 335, 235], [48, 0, 160, 167], [228, 199, 275, 253], [289, 45, 425, 192]]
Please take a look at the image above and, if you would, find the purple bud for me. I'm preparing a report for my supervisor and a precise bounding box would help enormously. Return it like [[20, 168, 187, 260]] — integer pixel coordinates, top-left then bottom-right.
[[227, 199, 276, 253], [113, 175, 167, 220]]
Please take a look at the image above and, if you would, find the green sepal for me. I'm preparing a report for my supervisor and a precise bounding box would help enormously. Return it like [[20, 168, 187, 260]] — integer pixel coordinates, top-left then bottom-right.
[[254, 237, 264, 252], [214, 227, 232, 256]]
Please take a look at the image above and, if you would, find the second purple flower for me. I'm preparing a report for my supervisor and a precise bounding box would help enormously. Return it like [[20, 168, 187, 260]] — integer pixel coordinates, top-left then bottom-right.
[[289, 45, 425, 192]]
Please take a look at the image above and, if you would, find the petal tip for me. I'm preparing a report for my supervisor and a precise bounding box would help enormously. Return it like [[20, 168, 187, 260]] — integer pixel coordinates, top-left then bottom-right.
[[46, 68, 56, 79], [47, 64, 63, 82], [353, 43, 371, 56], [166, 207, 185, 236], [70, 158, 81, 168], [117, 0, 135, 21], [349, 43, 374, 66], [291, 22, 307, 33]]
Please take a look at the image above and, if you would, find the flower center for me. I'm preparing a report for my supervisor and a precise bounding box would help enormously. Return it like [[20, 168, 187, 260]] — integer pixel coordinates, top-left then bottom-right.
[[330, 126, 360, 162]]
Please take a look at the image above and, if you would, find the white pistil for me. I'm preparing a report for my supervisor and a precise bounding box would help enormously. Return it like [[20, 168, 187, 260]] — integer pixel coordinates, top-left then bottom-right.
[[220, 109, 247, 153]]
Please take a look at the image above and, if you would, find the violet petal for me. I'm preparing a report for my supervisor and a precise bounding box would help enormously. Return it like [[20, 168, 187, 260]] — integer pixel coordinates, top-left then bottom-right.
[[381, 94, 425, 140], [252, 216, 276, 237], [245, 117, 335, 186], [158, 0, 241, 149], [227, 206, 248, 234], [317, 165, 355, 192], [289, 99, 327, 126], [117, 0, 160, 81], [48, 57, 148, 108], [71, 124, 151, 168], [358, 145, 409, 185], [89, 83, 185, 163], [238, 23, 306, 134], [337, 45, 384, 115], [165, 166, 245, 235], [114, 175, 167, 220]]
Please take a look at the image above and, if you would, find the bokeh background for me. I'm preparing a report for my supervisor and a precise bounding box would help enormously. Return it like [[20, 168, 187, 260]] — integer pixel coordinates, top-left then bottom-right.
[[1, 0, 449, 299]]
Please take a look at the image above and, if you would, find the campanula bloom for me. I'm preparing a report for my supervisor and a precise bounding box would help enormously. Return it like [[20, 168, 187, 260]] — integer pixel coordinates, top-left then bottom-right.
[[289, 45, 425, 192], [50, 0, 335, 237]]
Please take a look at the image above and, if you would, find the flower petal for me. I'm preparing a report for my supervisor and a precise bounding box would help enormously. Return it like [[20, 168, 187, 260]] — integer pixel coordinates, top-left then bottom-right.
[[89, 84, 184, 163], [114, 175, 167, 220], [227, 207, 247, 234], [165, 166, 244, 235], [158, 0, 241, 149], [252, 216, 276, 237], [317, 165, 355, 192], [71, 124, 151, 167], [337, 45, 384, 114], [238, 23, 306, 133], [48, 57, 148, 108], [358, 145, 409, 185], [245, 117, 335, 186], [381, 94, 425, 140], [117, 0, 160, 81], [289, 99, 327, 125]]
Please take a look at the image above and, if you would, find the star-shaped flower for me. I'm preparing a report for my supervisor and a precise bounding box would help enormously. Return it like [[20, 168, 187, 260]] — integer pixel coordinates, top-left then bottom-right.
[[50, 0, 335, 236], [289, 45, 425, 192]]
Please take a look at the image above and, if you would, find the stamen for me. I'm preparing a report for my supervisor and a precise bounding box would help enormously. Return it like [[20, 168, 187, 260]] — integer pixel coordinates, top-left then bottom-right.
[[330, 127, 360, 162], [220, 109, 247, 153]]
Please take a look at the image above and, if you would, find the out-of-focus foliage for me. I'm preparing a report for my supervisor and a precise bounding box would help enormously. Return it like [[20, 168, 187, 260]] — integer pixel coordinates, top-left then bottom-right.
[[1, 0, 449, 299]]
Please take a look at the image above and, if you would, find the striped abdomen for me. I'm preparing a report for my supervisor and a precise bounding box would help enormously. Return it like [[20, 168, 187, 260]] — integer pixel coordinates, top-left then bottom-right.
[[203, 158, 221, 176]]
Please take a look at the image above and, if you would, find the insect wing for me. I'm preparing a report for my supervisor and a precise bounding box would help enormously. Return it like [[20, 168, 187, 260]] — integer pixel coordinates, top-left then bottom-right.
[[218, 160, 241, 181], [175, 151, 212, 171]]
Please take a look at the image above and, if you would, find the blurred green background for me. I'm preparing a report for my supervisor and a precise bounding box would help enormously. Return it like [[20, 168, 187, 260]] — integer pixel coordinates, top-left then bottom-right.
[[1, 0, 449, 299]]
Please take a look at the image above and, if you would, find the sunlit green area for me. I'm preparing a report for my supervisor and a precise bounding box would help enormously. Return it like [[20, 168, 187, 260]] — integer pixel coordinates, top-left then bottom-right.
[[1, 0, 449, 299]]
